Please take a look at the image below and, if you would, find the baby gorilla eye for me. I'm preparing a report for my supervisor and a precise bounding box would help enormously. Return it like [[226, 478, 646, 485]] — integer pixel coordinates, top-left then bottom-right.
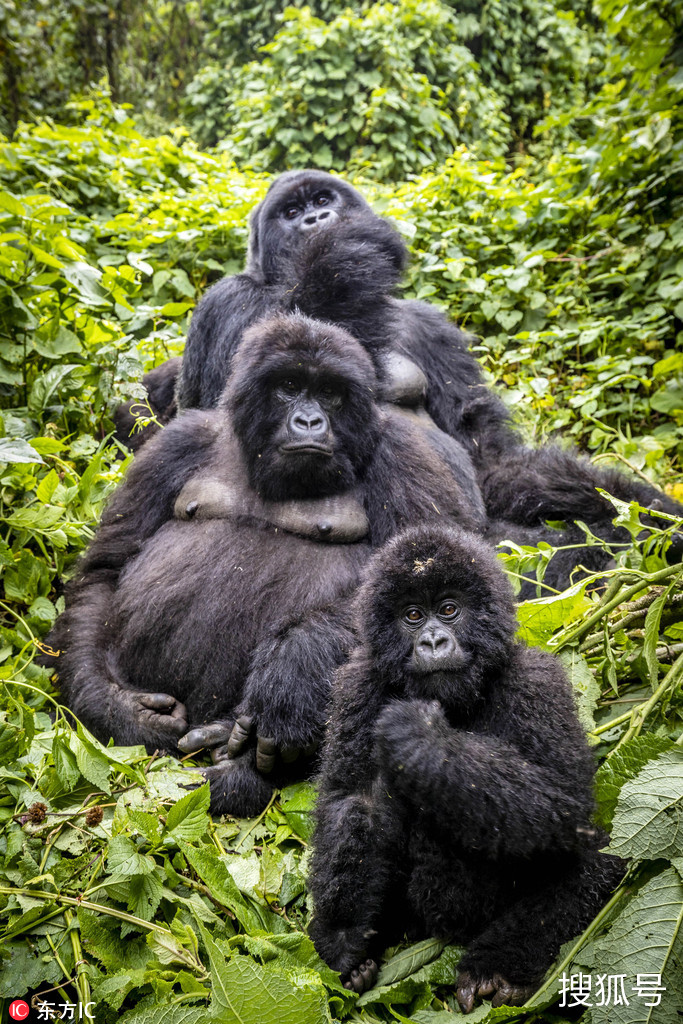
[[438, 601, 459, 620], [315, 192, 331, 206], [279, 379, 300, 396], [403, 606, 424, 625], [284, 206, 300, 220]]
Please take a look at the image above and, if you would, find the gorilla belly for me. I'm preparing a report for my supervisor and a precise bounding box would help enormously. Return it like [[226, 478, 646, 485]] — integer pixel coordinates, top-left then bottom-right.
[[113, 518, 368, 706]]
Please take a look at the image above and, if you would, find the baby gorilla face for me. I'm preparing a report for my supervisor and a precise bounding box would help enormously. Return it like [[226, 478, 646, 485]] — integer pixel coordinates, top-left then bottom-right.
[[397, 592, 472, 700]]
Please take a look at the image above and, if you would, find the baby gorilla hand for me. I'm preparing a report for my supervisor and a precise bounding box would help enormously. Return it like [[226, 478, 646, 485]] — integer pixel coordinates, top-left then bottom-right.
[[343, 959, 378, 995], [119, 691, 188, 743], [374, 700, 447, 791], [456, 971, 535, 1014]]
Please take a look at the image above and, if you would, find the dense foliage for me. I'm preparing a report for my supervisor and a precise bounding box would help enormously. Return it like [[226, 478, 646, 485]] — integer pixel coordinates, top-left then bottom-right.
[[0, 0, 682, 1021]]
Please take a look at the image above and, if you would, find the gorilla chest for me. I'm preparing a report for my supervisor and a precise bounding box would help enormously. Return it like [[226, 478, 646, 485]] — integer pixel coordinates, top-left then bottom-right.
[[113, 519, 368, 692]]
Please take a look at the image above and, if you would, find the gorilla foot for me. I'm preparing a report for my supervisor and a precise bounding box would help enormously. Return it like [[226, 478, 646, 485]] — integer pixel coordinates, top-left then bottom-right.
[[188, 759, 274, 818], [343, 959, 378, 994], [456, 971, 535, 1014]]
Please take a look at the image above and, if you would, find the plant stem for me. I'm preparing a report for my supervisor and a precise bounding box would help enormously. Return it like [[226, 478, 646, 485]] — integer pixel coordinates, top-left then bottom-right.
[[0, 887, 175, 937], [610, 650, 683, 754], [555, 563, 683, 648], [524, 876, 631, 1008]]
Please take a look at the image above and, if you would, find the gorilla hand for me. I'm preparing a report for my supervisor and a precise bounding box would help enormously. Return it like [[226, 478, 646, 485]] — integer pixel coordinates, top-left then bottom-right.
[[118, 691, 188, 745], [177, 720, 235, 754], [223, 714, 316, 774]]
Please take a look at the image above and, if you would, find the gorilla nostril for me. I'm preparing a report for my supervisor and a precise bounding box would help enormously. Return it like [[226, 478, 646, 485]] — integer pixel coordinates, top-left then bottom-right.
[[319, 210, 330, 219]]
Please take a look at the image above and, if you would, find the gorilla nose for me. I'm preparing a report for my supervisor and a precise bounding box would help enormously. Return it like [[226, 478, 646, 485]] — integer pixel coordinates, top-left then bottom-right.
[[419, 630, 453, 659], [290, 404, 329, 440], [301, 210, 333, 231]]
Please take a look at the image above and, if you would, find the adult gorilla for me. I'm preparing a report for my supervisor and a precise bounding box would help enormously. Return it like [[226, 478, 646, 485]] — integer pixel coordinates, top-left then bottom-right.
[[121, 170, 682, 581], [51, 313, 482, 817]]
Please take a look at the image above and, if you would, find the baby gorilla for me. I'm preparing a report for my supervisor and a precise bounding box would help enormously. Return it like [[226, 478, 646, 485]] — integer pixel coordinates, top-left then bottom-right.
[[308, 525, 623, 1012]]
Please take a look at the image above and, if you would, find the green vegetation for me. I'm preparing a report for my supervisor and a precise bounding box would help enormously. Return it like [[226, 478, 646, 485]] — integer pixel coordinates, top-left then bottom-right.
[[0, 0, 682, 1021]]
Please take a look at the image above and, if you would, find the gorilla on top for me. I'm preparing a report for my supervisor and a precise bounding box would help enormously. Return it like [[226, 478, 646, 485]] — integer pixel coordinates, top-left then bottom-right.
[[116, 170, 682, 591]]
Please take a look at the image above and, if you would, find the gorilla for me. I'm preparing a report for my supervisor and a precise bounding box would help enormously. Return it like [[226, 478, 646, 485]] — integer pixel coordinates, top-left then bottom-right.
[[308, 525, 624, 1012], [49, 314, 483, 817], [117, 170, 681, 589]]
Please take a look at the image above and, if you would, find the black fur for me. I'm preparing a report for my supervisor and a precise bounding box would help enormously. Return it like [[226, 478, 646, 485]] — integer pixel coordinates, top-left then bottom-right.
[[47, 315, 482, 818], [112, 171, 681, 585], [164, 170, 680, 588], [308, 525, 624, 1010]]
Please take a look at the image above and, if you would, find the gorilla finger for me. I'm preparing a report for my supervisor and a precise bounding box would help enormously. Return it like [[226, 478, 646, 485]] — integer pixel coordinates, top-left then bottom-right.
[[348, 969, 364, 994], [256, 736, 277, 774], [359, 959, 377, 988], [178, 722, 234, 752], [456, 973, 478, 1014], [477, 978, 496, 999], [280, 745, 300, 764], [491, 976, 533, 1008], [211, 744, 232, 764], [170, 701, 189, 721], [227, 716, 254, 758], [162, 715, 189, 736], [138, 692, 177, 710]]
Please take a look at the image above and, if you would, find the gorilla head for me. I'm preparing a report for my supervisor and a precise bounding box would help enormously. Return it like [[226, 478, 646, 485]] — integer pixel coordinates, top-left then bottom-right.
[[358, 524, 517, 707], [245, 170, 407, 294], [224, 311, 379, 502]]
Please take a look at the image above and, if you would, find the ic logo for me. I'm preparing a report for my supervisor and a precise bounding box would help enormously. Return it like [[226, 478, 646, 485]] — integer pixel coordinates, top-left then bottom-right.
[[9, 1001, 30, 1021]]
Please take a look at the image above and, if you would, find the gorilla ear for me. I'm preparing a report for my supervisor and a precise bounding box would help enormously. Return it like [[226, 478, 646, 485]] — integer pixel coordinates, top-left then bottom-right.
[[245, 205, 263, 277]]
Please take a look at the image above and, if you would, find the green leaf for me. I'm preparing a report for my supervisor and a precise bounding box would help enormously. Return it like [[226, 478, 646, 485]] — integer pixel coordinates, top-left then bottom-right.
[[164, 783, 210, 842], [198, 924, 331, 1024], [558, 647, 600, 734], [279, 781, 317, 841], [179, 841, 266, 933], [374, 938, 447, 988], [576, 866, 683, 1024], [609, 749, 683, 861], [595, 735, 672, 830], [0, 437, 45, 464], [518, 581, 592, 648], [107, 835, 155, 876]]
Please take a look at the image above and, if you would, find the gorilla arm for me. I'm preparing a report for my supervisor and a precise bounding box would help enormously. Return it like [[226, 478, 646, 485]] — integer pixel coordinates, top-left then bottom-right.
[[50, 413, 218, 747], [308, 651, 400, 990], [181, 605, 357, 771], [374, 648, 596, 859], [177, 275, 280, 410]]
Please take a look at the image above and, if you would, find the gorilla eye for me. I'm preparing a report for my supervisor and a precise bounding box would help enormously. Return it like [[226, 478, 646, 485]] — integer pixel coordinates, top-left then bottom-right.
[[319, 383, 338, 399], [284, 206, 300, 220], [438, 601, 460, 620], [315, 192, 331, 206], [279, 379, 299, 395], [403, 607, 424, 625]]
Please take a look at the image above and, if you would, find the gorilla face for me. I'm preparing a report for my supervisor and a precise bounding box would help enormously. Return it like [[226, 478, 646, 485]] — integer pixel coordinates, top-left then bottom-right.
[[358, 525, 518, 707], [226, 312, 379, 501], [246, 170, 371, 283]]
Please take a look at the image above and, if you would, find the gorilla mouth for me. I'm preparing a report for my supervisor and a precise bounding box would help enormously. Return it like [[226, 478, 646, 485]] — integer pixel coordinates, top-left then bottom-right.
[[280, 443, 333, 456]]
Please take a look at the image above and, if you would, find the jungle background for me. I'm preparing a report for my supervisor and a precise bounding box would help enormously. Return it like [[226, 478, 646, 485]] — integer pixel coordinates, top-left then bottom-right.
[[0, 0, 682, 1021]]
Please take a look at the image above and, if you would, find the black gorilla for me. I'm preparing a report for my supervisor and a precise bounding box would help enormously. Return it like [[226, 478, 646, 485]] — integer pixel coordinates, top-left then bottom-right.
[[118, 170, 680, 589], [49, 314, 482, 817], [308, 525, 624, 1012]]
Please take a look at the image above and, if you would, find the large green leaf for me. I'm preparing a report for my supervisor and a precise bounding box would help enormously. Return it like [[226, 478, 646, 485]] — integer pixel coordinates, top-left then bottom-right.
[[609, 750, 683, 861], [198, 923, 331, 1024], [594, 736, 672, 830], [576, 866, 683, 1024]]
